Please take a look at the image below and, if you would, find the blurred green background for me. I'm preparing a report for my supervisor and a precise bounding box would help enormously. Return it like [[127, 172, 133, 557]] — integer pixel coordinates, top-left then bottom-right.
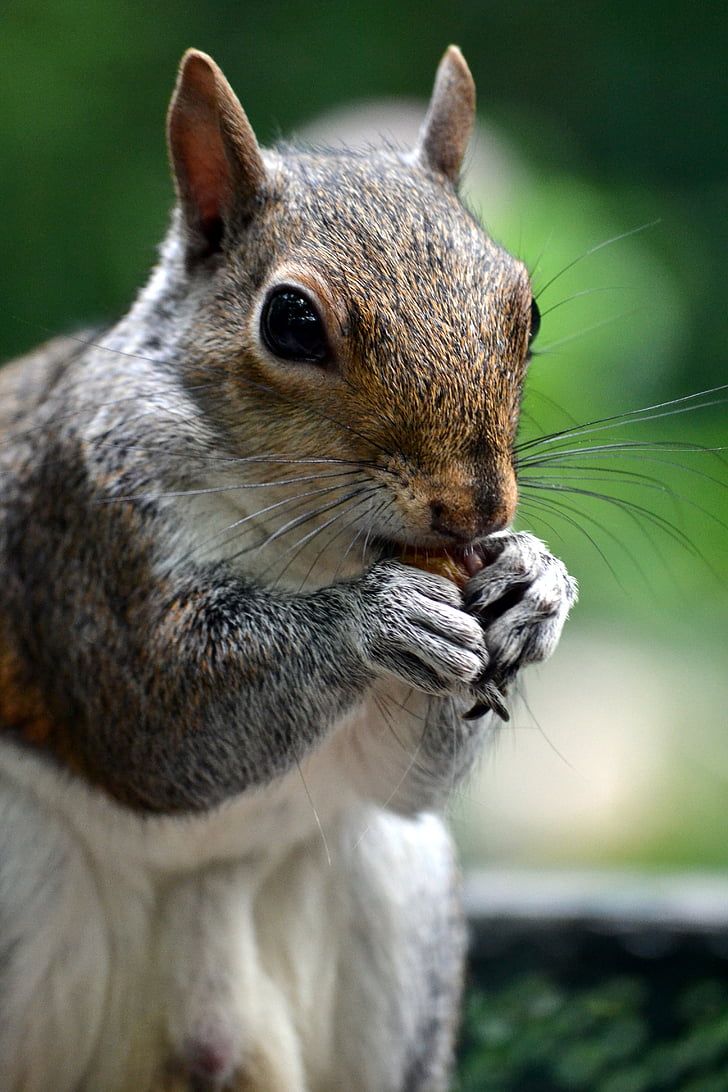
[[1, 0, 726, 868]]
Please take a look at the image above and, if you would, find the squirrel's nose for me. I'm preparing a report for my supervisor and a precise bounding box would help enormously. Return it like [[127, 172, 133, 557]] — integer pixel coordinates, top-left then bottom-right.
[[428, 498, 508, 542], [429, 500, 466, 540]]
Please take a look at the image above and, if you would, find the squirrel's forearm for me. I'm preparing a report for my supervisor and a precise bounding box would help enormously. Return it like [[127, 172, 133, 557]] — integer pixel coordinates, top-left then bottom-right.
[[0, 426, 376, 812], [2, 549, 372, 813], [118, 571, 372, 812], [94, 573, 374, 813]]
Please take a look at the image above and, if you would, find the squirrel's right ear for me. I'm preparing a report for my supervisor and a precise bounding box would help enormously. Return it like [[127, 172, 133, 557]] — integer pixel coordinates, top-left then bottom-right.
[[167, 50, 266, 258], [416, 46, 476, 183]]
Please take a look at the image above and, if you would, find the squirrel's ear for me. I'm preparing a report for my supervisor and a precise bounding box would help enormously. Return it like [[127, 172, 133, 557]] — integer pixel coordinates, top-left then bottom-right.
[[167, 49, 266, 256], [416, 46, 475, 183]]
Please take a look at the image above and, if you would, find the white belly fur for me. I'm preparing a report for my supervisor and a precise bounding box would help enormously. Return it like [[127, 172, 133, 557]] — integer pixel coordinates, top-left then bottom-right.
[[0, 701, 457, 1092]]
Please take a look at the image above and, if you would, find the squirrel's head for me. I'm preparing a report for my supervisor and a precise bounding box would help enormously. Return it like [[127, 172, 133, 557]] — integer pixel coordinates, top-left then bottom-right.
[[165, 47, 537, 565]]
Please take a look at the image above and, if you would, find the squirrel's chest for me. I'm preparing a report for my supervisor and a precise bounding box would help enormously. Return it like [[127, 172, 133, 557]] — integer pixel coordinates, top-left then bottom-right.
[[0, 743, 351, 1092], [0, 667, 439, 1091]]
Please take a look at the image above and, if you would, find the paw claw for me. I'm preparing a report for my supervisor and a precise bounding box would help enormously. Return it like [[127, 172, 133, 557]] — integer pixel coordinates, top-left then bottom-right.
[[463, 683, 510, 722]]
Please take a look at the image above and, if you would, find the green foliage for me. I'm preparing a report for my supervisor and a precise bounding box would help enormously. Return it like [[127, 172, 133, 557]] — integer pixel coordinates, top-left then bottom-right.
[[2, 0, 727, 389], [457, 973, 728, 1092], [2, 1, 725, 868]]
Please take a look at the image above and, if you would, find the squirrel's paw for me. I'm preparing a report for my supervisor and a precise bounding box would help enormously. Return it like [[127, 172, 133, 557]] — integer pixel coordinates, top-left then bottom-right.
[[463, 530, 577, 703], [352, 560, 489, 696]]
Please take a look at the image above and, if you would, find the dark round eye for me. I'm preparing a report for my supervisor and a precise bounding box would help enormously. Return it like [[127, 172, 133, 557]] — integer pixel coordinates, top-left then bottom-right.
[[529, 298, 541, 345], [260, 288, 329, 364]]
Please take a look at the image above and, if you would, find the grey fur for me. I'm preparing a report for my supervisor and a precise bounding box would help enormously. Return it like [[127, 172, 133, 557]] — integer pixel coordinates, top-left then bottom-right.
[[0, 47, 577, 1092]]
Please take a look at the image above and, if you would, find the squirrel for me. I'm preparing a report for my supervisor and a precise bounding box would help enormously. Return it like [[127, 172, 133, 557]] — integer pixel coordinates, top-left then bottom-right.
[[0, 45, 577, 1092]]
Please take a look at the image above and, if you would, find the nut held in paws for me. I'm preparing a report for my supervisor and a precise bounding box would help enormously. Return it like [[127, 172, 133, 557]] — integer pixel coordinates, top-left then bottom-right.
[[398, 547, 486, 590]]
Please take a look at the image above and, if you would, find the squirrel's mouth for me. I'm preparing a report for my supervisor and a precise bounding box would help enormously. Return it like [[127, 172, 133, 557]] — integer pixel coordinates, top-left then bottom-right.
[[376, 539, 489, 589]]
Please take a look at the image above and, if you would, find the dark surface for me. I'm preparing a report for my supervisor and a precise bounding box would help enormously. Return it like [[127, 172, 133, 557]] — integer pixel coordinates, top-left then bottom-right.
[[458, 906, 728, 1091]]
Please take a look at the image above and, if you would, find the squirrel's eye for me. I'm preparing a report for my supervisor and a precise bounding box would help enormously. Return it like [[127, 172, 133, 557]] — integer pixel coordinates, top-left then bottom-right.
[[529, 298, 541, 345], [261, 288, 329, 364]]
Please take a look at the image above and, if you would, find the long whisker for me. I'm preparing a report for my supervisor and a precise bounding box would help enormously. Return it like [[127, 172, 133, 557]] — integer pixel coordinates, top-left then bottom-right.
[[294, 752, 331, 867], [105, 467, 365, 504], [333, 527, 367, 583], [258, 485, 380, 579], [519, 452, 728, 505], [518, 440, 725, 466], [274, 488, 380, 589], [533, 309, 637, 356], [526, 228, 554, 283], [516, 385, 728, 454], [237, 485, 375, 571], [517, 437, 728, 541], [520, 478, 704, 559], [517, 490, 638, 587], [533, 222, 659, 299], [538, 284, 628, 319], [176, 477, 369, 566]]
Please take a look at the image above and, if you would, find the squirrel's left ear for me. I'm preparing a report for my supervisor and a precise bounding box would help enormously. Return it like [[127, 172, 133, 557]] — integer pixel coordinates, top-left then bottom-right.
[[167, 49, 267, 258], [416, 46, 475, 183]]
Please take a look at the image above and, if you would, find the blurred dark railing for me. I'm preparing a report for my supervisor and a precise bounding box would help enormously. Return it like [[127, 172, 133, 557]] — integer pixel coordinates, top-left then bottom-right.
[[457, 870, 728, 1091]]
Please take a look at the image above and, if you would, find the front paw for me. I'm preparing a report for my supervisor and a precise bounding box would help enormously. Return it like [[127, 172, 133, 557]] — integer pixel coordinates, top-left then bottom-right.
[[352, 560, 490, 697], [464, 530, 577, 690]]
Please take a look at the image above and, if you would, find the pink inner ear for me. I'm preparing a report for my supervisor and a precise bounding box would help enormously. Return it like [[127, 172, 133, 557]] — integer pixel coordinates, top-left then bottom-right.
[[168, 51, 266, 251], [175, 122, 231, 229]]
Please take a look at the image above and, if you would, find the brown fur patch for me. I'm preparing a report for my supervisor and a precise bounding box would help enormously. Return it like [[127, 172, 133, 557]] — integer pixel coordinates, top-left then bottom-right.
[[0, 617, 87, 780], [0, 627, 56, 745]]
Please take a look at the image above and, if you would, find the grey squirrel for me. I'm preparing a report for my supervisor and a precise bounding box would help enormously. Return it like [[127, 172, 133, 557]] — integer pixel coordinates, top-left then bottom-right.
[[0, 46, 576, 1091]]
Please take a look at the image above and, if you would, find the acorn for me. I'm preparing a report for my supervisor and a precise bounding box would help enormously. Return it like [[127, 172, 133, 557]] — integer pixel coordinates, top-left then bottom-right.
[[397, 547, 485, 590]]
